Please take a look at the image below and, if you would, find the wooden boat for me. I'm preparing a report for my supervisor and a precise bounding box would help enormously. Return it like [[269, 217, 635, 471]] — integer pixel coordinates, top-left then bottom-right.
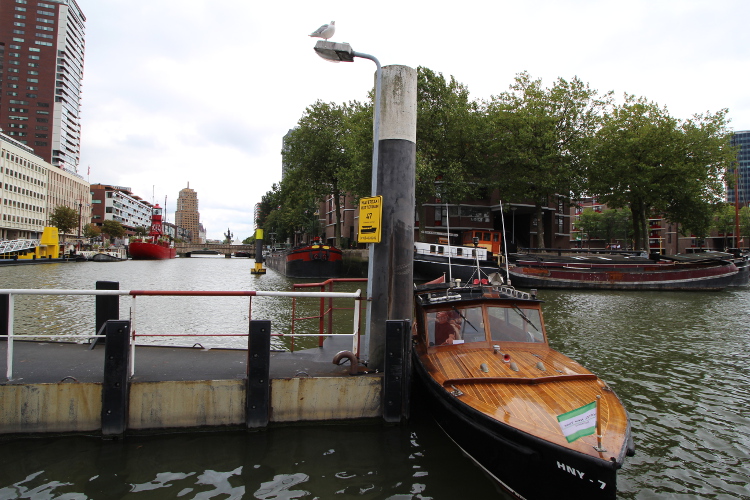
[[264, 238, 342, 278], [506, 252, 740, 290], [412, 277, 634, 499], [128, 205, 176, 260]]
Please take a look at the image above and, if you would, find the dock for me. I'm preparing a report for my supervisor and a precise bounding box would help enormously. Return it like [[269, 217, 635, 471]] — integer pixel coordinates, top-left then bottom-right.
[[0, 333, 393, 436]]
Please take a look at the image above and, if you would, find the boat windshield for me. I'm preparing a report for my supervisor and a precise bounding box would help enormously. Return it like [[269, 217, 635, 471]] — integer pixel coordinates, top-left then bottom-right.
[[427, 306, 485, 346], [486, 305, 544, 343]]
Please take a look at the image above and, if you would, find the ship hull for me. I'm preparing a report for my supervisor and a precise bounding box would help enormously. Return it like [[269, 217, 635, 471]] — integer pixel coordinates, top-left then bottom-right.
[[265, 244, 342, 278], [129, 241, 176, 260]]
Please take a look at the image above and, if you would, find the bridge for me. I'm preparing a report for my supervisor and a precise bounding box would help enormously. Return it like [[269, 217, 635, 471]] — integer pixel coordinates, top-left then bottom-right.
[[174, 243, 255, 257]]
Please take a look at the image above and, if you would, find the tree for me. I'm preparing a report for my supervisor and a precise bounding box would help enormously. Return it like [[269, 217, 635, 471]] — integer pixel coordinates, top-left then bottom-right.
[[282, 101, 355, 248], [48, 205, 79, 241], [601, 208, 632, 247], [483, 72, 611, 247], [740, 206, 750, 249], [576, 208, 603, 248], [82, 223, 101, 242], [713, 203, 738, 250], [588, 95, 734, 250], [133, 226, 148, 237], [101, 220, 126, 244]]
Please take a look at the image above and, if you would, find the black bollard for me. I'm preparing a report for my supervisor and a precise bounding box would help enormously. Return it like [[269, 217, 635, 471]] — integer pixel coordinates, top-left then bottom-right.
[[0, 294, 8, 342], [101, 320, 131, 437], [246, 320, 271, 428], [93, 281, 119, 347], [383, 319, 412, 423]]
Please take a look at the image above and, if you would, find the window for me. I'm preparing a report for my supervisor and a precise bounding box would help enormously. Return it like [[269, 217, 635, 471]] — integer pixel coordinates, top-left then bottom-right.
[[35, 41, 52, 47], [487, 306, 544, 343]]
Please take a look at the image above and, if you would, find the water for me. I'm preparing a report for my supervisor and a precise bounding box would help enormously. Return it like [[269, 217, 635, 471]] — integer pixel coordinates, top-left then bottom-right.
[[1, 259, 750, 499]]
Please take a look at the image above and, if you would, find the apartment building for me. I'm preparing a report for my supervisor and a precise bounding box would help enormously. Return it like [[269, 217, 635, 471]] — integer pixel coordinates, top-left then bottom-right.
[[0, 0, 86, 173]]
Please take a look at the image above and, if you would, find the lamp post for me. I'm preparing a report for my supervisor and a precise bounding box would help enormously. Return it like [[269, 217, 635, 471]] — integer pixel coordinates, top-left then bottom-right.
[[314, 40, 382, 364], [77, 200, 83, 250]]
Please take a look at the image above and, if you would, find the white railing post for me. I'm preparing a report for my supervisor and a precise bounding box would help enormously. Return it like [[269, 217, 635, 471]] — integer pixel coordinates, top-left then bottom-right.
[[5, 293, 14, 380]]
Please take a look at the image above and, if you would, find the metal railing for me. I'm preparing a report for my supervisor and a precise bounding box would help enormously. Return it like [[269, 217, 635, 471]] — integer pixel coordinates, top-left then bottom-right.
[[1, 287, 362, 380], [291, 278, 367, 355], [0, 239, 40, 254]]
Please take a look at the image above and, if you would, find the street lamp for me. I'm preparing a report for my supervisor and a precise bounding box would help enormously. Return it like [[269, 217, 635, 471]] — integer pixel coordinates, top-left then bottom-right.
[[314, 40, 381, 195], [314, 39, 382, 364]]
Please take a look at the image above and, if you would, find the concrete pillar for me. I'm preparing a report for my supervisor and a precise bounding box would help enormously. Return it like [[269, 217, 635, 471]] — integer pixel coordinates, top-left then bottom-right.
[[367, 65, 417, 370]]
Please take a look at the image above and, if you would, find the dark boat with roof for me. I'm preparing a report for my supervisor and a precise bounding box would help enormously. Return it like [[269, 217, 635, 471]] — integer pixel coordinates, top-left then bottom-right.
[[413, 230, 503, 282], [411, 266, 634, 498], [264, 238, 342, 278]]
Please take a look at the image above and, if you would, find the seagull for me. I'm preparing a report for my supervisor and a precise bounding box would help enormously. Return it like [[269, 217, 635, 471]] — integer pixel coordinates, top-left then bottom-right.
[[309, 21, 335, 40]]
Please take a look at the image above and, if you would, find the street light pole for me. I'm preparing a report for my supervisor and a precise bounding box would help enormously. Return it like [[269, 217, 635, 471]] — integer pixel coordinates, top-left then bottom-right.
[[314, 41, 382, 364]]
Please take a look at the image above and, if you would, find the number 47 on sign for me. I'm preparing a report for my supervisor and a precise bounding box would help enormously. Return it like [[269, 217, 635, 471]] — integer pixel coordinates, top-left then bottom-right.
[[358, 196, 382, 244]]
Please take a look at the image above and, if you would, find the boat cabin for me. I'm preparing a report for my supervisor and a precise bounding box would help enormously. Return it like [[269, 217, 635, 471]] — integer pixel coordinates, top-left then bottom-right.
[[415, 286, 547, 348], [413, 241, 490, 261], [461, 230, 503, 255]]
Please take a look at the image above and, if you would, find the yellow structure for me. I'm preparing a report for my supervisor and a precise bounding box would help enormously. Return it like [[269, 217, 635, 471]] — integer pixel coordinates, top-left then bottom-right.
[[10, 227, 60, 260], [250, 228, 266, 274]]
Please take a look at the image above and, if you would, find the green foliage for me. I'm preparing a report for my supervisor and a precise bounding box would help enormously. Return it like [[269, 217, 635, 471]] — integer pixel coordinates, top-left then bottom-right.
[[82, 223, 101, 240], [482, 72, 611, 247], [589, 95, 734, 250], [242, 236, 254, 245], [101, 220, 126, 241], [49, 206, 79, 237], [133, 226, 148, 237]]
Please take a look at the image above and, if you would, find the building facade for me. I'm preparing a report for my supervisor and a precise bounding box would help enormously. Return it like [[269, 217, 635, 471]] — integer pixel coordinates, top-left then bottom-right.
[[1, 130, 88, 241], [175, 184, 201, 243], [729, 130, 749, 208], [0, 0, 86, 173], [89, 183, 152, 235]]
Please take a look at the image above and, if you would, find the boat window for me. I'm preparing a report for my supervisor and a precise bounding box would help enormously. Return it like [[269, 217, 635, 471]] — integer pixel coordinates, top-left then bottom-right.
[[483, 232, 491, 241], [427, 307, 485, 346], [437, 246, 444, 254], [456, 248, 463, 256], [486, 306, 544, 343]]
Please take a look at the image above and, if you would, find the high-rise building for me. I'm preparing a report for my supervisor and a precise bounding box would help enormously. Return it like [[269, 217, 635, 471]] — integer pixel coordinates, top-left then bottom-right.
[[175, 184, 201, 243], [729, 130, 749, 208], [0, 0, 86, 173]]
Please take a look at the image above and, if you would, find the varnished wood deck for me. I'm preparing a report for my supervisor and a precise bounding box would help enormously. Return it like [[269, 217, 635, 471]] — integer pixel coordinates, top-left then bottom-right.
[[417, 343, 631, 462]]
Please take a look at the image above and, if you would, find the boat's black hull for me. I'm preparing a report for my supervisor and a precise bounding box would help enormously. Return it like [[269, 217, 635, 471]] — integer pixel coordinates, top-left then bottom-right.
[[413, 357, 623, 500], [505, 265, 739, 291], [265, 247, 343, 279], [413, 254, 500, 282]]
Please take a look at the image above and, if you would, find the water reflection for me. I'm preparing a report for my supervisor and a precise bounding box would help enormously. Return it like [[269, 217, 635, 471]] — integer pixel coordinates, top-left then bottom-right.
[[0, 405, 507, 499], [540, 288, 750, 499]]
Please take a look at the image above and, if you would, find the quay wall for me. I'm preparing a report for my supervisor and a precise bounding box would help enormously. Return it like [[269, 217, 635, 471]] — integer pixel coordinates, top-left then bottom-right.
[[0, 376, 383, 435]]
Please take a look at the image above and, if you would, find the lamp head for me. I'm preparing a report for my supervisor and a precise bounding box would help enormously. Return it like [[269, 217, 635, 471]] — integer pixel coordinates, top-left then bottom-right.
[[314, 41, 355, 62]]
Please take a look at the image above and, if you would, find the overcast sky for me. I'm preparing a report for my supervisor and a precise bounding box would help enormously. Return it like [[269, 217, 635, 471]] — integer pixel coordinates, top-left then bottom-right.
[[75, 0, 750, 241]]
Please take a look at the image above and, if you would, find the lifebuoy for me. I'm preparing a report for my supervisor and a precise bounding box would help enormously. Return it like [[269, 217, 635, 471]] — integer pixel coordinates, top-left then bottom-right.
[[321, 252, 329, 261], [312, 253, 320, 260]]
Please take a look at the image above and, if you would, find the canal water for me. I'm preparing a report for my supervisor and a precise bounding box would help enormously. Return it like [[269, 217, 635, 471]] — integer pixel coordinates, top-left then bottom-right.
[[1, 257, 749, 499]]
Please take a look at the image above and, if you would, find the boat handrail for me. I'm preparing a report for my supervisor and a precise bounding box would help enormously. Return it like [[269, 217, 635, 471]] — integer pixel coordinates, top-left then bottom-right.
[[442, 373, 598, 386], [1, 287, 363, 380]]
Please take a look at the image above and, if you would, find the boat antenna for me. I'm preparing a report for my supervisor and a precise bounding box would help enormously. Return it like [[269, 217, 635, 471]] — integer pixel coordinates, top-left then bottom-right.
[[445, 202, 453, 283], [499, 200, 512, 286]]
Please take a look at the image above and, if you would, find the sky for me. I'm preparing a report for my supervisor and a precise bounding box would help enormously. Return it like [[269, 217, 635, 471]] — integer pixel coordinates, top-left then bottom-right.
[[75, 0, 750, 241]]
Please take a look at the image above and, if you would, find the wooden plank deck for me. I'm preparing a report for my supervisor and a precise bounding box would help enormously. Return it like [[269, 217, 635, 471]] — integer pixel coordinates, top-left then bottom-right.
[[419, 344, 630, 461]]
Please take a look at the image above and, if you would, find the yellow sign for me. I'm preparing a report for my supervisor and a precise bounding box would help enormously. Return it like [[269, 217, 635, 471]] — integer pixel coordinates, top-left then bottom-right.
[[255, 228, 264, 240], [358, 196, 383, 243]]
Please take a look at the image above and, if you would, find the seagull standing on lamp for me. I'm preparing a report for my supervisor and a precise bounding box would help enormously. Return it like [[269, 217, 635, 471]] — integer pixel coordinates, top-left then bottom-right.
[[309, 21, 335, 40], [311, 22, 382, 366]]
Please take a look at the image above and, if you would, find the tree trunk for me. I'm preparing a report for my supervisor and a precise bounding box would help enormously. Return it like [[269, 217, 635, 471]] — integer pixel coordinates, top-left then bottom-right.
[[535, 202, 545, 249], [332, 189, 342, 248]]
